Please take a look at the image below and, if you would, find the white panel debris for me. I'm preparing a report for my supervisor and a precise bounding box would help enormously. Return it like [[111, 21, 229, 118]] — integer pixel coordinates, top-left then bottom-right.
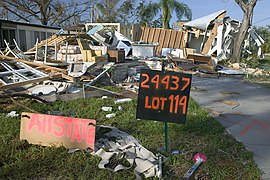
[[183, 10, 265, 60], [95, 126, 162, 179]]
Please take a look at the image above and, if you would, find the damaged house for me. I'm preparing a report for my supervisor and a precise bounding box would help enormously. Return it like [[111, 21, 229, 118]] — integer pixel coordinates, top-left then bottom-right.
[[182, 10, 265, 61], [0, 19, 61, 51]]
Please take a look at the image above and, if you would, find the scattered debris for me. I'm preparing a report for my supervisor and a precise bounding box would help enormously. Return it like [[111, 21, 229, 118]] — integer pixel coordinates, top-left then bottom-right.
[[105, 113, 116, 118], [171, 149, 181, 155], [6, 111, 19, 117], [118, 106, 123, 111], [183, 153, 207, 179], [114, 98, 132, 104], [95, 125, 160, 179], [102, 107, 113, 112]]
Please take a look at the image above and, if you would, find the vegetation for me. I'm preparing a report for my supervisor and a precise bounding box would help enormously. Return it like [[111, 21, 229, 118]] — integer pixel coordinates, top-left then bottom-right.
[[0, 0, 191, 28], [134, 0, 192, 29], [0, 0, 89, 26], [254, 25, 270, 54], [0, 95, 261, 179]]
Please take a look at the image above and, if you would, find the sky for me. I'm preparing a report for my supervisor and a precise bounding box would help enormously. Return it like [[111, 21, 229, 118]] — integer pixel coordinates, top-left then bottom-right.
[[154, 0, 270, 27]]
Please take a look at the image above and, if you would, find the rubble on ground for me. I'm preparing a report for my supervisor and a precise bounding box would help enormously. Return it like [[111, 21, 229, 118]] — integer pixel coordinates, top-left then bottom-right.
[[228, 63, 270, 76]]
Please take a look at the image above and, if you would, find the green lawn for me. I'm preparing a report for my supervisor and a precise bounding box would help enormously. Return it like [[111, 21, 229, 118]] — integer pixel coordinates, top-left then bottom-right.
[[0, 95, 261, 179]]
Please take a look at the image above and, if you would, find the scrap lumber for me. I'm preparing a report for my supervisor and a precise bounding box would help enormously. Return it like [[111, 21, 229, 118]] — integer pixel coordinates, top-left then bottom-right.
[[10, 97, 38, 113], [201, 12, 226, 55], [27, 34, 74, 52], [0, 93, 48, 103], [0, 55, 75, 86], [0, 76, 51, 91], [0, 55, 66, 73]]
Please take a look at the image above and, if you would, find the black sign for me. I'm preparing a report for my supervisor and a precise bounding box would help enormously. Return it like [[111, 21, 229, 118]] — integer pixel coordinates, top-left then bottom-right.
[[136, 69, 192, 124]]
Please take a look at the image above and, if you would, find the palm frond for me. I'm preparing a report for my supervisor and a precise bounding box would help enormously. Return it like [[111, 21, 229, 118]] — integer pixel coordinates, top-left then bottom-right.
[[95, 2, 106, 16], [174, 1, 192, 21]]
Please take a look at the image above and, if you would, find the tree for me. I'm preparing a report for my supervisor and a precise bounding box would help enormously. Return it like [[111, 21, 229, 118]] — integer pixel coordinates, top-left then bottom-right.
[[135, 1, 160, 27], [94, 0, 120, 23], [160, 0, 192, 29], [0, 0, 89, 26], [232, 0, 258, 63], [117, 0, 135, 25], [136, 0, 191, 29], [152, 15, 163, 28]]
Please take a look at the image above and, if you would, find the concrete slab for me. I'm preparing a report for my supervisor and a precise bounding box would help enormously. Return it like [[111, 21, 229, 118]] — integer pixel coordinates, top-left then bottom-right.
[[191, 76, 270, 179]]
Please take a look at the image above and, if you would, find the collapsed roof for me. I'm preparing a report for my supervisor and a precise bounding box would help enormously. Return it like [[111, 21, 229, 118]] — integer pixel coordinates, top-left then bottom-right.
[[183, 10, 226, 31], [182, 10, 265, 60]]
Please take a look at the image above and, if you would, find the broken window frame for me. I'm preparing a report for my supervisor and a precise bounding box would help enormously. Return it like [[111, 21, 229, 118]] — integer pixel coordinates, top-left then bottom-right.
[[0, 60, 49, 89]]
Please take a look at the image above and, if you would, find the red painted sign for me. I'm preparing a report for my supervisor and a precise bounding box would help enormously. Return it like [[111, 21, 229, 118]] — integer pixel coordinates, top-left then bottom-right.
[[20, 112, 96, 150]]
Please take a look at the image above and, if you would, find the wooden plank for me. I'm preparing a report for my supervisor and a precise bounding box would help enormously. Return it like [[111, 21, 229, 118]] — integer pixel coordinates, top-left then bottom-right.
[[60, 73, 75, 82], [156, 29, 166, 55], [142, 27, 150, 42], [140, 27, 145, 41], [201, 12, 226, 54], [153, 28, 161, 43], [148, 28, 156, 42], [174, 31, 183, 48], [0, 55, 67, 73], [163, 30, 172, 48], [180, 32, 186, 48], [182, 32, 188, 48], [0, 76, 51, 90], [169, 30, 177, 48]]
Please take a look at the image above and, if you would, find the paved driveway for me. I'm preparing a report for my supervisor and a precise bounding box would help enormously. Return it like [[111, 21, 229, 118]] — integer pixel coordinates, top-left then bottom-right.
[[191, 75, 270, 179]]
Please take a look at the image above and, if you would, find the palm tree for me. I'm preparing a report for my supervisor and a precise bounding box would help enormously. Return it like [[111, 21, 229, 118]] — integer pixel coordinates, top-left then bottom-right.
[[135, 1, 160, 27], [136, 0, 192, 29], [94, 0, 120, 23], [160, 0, 192, 29]]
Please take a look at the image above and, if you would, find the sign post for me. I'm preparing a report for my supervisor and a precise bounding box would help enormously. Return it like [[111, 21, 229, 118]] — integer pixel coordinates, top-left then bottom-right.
[[164, 122, 168, 152], [136, 69, 192, 152]]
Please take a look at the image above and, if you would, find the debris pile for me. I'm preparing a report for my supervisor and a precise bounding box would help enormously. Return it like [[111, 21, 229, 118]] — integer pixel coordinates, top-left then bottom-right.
[[228, 63, 270, 77]]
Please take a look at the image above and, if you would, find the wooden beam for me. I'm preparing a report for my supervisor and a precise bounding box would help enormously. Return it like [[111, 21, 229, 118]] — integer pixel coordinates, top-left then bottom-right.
[[170, 30, 177, 48], [0, 76, 51, 90], [201, 12, 226, 55], [148, 28, 156, 42], [174, 31, 183, 48], [163, 30, 172, 48], [0, 55, 66, 73], [156, 29, 166, 55]]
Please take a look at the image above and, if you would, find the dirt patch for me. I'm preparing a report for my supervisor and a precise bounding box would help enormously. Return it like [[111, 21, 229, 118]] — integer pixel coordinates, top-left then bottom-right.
[[220, 91, 240, 96], [213, 100, 239, 108], [191, 86, 207, 92], [206, 108, 223, 117], [230, 112, 247, 116]]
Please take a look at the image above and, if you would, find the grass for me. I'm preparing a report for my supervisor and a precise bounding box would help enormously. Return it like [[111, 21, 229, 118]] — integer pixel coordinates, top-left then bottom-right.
[[0, 94, 262, 179]]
